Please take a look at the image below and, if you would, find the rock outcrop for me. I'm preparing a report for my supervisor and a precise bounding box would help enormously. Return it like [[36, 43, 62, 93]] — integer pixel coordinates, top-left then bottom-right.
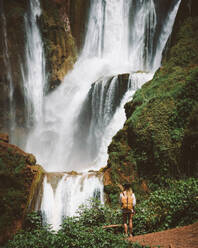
[[0, 133, 45, 245]]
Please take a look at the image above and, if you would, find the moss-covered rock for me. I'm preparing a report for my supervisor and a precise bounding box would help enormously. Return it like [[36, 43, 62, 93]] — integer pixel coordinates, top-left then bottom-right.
[[0, 135, 45, 245], [40, 0, 77, 90], [107, 16, 198, 191]]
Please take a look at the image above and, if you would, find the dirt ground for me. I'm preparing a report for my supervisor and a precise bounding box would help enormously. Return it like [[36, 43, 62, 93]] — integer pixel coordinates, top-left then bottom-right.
[[130, 222, 198, 248]]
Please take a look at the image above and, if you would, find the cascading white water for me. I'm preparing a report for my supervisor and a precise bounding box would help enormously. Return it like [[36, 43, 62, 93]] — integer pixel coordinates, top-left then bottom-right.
[[0, 0, 16, 141], [22, 0, 46, 126], [81, 0, 157, 71], [40, 173, 104, 230], [23, 0, 181, 230], [152, 0, 182, 70], [94, 72, 154, 167]]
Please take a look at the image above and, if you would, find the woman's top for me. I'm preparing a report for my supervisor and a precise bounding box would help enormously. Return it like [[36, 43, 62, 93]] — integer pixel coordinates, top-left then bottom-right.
[[120, 192, 136, 206], [120, 191, 136, 213]]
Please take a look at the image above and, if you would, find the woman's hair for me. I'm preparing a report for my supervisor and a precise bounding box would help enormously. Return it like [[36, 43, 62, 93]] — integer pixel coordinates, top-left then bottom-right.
[[123, 183, 133, 197]]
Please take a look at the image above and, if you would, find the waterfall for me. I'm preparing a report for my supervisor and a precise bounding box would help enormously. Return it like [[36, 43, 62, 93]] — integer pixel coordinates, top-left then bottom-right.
[[23, 0, 181, 230], [152, 0, 182, 70], [22, 0, 46, 127], [68, 72, 154, 170], [0, 0, 16, 141], [40, 173, 104, 231]]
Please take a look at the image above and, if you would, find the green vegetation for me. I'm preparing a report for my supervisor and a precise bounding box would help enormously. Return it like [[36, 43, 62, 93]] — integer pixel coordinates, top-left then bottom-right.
[[4, 202, 145, 248], [0, 144, 27, 233], [133, 178, 198, 234], [4, 177, 198, 248], [0, 142, 41, 244]]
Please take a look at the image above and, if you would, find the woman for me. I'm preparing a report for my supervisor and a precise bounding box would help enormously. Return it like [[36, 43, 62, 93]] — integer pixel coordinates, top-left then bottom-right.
[[120, 183, 136, 237]]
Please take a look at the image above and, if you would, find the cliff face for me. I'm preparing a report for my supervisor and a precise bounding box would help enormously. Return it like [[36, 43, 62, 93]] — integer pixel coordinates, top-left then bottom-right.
[[105, 0, 198, 201]]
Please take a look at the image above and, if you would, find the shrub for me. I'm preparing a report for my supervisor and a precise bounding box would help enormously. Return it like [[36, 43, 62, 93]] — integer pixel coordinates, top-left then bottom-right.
[[4, 201, 145, 248], [133, 178, 198, 235]]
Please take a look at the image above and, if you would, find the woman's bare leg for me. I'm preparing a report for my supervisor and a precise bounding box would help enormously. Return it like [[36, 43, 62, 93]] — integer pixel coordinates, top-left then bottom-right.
[[123, 213, 128, 235], [124, 223, 128, 235], [129, 213, 133, 236]]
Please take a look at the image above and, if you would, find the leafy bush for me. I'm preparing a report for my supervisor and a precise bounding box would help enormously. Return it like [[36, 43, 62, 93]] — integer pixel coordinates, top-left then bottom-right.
[[4, 202, 145, 248], [59, 217, 130, 248], [23, 212, 44, 231], [76, 199, 122, 227], [133, 178, 198, 235]]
